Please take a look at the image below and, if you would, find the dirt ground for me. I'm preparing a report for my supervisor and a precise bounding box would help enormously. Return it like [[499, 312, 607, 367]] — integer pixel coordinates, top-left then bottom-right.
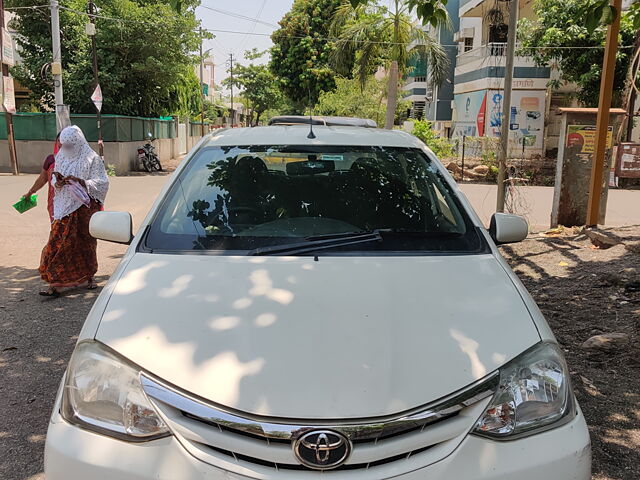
[[500, 226, 640, 480]]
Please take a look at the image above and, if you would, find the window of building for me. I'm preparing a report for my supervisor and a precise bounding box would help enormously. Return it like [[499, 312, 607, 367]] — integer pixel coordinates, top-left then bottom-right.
[[464, 37, 474, 52], [414, 76, 427, 83]]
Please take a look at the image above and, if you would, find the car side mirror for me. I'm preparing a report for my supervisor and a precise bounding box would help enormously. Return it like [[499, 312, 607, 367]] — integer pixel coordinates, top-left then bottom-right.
[[89, 211, 133, 244], [489, 213, 528, 244]]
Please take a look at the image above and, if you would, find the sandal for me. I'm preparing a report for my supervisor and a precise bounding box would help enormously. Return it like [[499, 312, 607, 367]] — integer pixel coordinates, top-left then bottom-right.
[[39, 287, 60, 297], [87, 279, 98, 290]]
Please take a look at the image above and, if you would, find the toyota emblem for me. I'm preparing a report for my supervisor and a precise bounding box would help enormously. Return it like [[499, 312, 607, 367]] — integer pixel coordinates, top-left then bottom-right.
[[293, 430, 351, 470]]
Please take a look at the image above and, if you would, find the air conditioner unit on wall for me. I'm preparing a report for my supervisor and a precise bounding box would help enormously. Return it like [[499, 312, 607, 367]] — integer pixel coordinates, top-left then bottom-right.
[[454, 28, 475, 42]]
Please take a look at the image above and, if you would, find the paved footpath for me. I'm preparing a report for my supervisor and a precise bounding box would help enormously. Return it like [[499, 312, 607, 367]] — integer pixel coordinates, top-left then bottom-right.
[[0, 172, 638, 480]]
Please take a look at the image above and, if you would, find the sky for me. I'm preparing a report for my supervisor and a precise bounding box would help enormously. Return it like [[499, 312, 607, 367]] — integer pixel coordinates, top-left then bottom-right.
[[196, 0, 295, 87]]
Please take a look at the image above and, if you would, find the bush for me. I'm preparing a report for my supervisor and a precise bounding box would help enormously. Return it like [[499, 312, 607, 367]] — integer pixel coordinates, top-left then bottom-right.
[[410, 120, 455, 159]]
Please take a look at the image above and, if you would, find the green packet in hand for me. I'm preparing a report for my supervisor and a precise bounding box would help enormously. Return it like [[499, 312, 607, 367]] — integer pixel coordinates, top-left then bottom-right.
[[13, 194, 38, 214]]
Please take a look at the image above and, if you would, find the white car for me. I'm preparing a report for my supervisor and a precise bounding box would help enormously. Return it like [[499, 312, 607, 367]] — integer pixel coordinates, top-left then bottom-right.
[[45, 125, 591, 479]]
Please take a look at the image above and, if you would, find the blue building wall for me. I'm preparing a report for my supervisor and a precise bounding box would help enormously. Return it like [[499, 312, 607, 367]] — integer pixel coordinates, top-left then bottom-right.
[[424, 0, 460, 123]]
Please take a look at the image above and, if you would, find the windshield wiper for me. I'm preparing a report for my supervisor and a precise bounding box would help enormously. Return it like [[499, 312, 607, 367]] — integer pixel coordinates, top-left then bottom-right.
[[247, 230, 385, 256]]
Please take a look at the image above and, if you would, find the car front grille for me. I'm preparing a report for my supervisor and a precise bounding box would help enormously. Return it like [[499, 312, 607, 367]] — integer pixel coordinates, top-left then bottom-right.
[[142, 373, 497, 478]]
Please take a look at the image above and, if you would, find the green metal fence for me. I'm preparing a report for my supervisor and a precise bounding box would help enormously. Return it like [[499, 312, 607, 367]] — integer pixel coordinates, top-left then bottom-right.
[[0, 113, 177, 142], [190, 122, 210, 137]]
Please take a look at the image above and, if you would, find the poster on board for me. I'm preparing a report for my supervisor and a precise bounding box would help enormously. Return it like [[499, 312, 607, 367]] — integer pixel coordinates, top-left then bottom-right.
[[566, 125, 613, 153], [486, 90, 546, 153], [452, 90, 487, 137]]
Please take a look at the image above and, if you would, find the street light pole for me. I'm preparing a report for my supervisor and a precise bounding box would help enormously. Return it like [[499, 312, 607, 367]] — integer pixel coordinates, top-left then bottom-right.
[[50, 0, 64, 131], [88, 0, 103, 157], [0, 0, 18, 174], [199, 27, 205, 137], [495, 0, 519, 213], [229, 53, 235, 127]]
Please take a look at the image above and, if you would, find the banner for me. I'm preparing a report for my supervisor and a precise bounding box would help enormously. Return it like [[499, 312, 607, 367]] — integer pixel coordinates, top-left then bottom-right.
[[3, 76, 16, 114]]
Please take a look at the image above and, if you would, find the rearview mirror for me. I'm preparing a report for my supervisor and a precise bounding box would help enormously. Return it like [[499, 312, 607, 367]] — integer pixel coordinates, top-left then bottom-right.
[[89, 211, 133, 244], [286, 159, 335, 175], [489, 213, 528, 244]]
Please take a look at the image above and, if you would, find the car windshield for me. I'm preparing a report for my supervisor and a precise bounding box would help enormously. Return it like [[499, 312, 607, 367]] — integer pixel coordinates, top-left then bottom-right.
[[145, 144, 485, 254]]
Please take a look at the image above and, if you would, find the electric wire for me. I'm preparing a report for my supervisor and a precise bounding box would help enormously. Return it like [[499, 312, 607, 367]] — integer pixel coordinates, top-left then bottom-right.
[[5, 5, 637, 50], [236, 0, 267, 55], [198, 4, 277, 28]]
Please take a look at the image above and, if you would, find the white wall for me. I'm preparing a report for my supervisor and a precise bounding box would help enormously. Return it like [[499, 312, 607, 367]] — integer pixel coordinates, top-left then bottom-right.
[[0, 137, 190, 175], [458, 17, 483, 53]]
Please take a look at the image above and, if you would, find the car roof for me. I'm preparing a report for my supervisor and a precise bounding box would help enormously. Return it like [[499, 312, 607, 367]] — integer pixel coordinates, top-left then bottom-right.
[[204, 125, 425, 149]]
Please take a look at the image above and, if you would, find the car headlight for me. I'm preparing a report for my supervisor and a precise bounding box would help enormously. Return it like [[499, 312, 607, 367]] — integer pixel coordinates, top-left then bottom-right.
[[473, 342, 575, 439], [61, 341, 169, 441]]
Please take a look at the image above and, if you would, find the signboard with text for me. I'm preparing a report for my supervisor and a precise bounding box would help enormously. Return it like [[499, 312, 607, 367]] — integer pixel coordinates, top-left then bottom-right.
[[566, 125, 614, 153], [91, 84, 103, 112], [615, 143, 640, 179], [2, 28, 14, 67]]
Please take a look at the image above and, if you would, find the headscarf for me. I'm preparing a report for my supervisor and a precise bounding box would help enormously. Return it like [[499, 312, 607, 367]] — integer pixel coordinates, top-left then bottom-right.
[[53, 126, 109, 220], [53, 135, 61, 155]]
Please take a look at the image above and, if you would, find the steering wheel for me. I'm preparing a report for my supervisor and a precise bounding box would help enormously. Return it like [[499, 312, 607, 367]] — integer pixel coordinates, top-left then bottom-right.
[[227, 206, 262, 218]]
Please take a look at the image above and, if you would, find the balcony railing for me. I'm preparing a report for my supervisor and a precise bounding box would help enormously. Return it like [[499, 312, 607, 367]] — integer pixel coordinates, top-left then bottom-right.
[[456, 43, 518, 67]]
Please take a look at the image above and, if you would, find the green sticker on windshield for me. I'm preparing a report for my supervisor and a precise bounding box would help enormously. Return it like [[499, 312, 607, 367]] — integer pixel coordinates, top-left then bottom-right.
[[321, 154, 344, 162]]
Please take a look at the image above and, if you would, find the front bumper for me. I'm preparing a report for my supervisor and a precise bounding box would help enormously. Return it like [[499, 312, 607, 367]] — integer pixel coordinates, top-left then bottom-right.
[[45, 404, 591, 480]]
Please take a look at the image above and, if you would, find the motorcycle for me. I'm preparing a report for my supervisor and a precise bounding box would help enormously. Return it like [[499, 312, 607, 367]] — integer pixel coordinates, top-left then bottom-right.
[[137, 133, 162, 172]]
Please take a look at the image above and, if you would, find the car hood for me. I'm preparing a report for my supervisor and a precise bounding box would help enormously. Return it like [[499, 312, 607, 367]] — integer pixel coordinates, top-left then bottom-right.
[[96, 253, 540, 420]]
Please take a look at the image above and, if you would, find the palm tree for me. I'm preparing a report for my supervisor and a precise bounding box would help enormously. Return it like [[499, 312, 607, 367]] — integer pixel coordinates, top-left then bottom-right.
[[330, 0, 450, 129]]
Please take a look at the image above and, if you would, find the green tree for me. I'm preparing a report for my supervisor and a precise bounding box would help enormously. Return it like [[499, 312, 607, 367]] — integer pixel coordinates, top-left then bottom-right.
[[331, 0, 449, 129], [410, 119, 454, 158], [518, 0, 636, 106], [270, 0, 349, 112], [315, 76, 409, 126], [224, 50, 284, 125], [8, 0, 201, 117], [579, 0, 640, 32]]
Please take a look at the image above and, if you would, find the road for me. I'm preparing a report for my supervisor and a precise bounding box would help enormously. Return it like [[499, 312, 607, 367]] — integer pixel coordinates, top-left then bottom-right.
[[0, 172, 639, 480], [0, 174, 168, 480]]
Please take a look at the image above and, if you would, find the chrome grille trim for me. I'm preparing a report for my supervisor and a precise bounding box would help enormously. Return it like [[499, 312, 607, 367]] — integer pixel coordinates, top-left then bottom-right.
[[140, 372, 498, 443]]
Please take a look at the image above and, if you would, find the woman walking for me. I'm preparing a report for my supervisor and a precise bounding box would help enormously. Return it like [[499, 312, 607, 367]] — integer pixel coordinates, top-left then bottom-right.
[[39, 126, 109, 297]]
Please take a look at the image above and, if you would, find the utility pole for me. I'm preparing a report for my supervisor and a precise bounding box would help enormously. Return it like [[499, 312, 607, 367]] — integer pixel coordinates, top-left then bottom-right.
[[199, 27, 205, 137], [88, 0, 103, 157], [50, 0, 64, 132], [495, 0, 519, 212], [586, 0, 622, 226], [0, 0, 18, 174], [229, 53, 235, 127]]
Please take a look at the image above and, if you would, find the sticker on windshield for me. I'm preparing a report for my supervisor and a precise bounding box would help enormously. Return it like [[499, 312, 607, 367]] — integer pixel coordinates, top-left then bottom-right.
[[321, 154, 344, 162]]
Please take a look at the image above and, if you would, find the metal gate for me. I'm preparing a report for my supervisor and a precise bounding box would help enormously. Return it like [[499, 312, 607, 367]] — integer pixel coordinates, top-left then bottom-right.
[[178, 123, 187, 154]]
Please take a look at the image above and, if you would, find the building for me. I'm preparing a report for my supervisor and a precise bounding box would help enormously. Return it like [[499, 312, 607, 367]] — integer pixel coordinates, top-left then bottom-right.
[[404, 0, 579, 157], [6, 13, 30, 110], [403, 0, 460, 137], [196, 53, 216, 103], [451, 0, 577, 157]]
